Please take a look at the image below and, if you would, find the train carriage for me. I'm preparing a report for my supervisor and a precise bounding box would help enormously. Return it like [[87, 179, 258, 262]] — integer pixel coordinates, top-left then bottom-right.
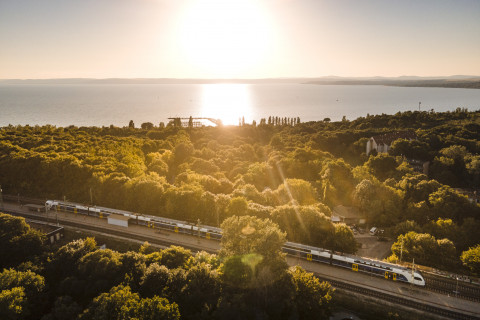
[[45, 199, 424, 286]]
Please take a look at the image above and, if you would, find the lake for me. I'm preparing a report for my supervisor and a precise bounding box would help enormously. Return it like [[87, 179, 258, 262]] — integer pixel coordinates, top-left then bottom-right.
[[1, 83, 479, 127]]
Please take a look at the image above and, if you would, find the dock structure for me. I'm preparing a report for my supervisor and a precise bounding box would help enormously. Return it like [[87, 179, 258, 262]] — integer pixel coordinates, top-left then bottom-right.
[[168, 117, 222, 127]]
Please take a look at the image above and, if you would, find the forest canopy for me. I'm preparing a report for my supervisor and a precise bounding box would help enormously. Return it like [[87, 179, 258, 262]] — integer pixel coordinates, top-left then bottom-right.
[[1, 109, 479, 268]]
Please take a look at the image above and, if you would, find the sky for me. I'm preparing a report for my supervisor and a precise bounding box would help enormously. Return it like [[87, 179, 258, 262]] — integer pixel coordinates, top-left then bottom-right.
[[1, 0, 479, 79]]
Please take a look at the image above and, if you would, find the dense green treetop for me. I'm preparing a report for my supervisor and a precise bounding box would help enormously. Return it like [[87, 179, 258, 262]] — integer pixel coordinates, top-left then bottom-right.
[[220, 215, 286, 259], [0, 213, 45, 269], [461, 245, 480, 275], [0, 109, 479, 271]]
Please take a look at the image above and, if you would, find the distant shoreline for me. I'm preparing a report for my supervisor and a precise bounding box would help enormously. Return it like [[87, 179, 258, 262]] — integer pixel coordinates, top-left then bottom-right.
[[0, 75, 480, 89], [305, 79, 480, 89], [1, 76, 480, 89]]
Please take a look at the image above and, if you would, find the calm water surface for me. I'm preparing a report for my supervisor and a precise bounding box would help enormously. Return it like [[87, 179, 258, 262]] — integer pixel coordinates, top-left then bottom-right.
[[1, 83, 479, 127]]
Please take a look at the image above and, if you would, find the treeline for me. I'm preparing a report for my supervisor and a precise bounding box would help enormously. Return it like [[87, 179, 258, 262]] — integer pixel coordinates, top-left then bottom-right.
[[0, 109, 479, 272], [0, 213, 333, 320]]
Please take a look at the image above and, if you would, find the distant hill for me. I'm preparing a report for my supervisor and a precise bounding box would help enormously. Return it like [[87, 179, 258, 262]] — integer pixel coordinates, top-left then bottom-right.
[[1, 76, 480, 88], [305, 76, 480, 89]]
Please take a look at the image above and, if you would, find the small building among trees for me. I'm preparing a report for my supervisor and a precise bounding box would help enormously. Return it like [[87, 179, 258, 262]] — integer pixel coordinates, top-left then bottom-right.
[[331, 205, 366, 225], [366, 131, 416, 155]]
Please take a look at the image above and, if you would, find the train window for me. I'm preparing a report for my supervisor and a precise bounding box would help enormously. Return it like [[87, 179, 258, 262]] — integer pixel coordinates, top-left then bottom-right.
[[414, 277, 422, 281]]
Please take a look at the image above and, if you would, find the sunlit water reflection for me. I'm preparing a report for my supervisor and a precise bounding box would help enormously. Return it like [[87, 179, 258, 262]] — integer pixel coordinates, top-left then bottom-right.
[[201, 84, 252, 125], [2, 83, 480, 127]]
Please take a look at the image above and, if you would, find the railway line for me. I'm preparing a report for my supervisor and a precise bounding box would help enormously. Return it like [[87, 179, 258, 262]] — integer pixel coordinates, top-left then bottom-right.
[[424, 273, 480, 302], [2, 201, 480, 319], [4, 208, 217, 253], [320, 276, 480, 320]]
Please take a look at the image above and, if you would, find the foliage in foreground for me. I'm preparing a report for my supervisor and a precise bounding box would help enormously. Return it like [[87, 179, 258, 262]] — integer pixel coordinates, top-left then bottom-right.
[[0, 213, 334, 320]]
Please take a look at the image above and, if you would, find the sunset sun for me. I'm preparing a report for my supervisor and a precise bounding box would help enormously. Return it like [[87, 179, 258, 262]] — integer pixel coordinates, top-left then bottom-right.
[[179, 0, 272, 78]]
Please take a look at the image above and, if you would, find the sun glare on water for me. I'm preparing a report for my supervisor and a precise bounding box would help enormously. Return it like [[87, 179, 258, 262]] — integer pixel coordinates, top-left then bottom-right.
[[179, 0, 272, 78], [201, 84, 252, 125]]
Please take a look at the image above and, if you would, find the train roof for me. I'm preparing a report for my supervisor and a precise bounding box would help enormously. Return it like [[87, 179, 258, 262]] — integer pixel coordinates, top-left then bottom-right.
[[284, 241, 330, 253], [49, 200, 222, 232], [352, 256, 408, 271], [285, 240, 410, 271]]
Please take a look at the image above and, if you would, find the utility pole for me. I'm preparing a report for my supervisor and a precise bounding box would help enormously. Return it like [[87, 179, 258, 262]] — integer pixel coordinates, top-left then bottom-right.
[[196, 219, 201, 243], [411, 258, 415, 286], [455, 276, 459, 298], [0, 185, 3, 211], [400, 239, 403, 263], [45, 200, 48, 223]]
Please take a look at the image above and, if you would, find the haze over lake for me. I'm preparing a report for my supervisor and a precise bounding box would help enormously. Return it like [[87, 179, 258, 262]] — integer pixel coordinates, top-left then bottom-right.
[[1, 83, 479, 127]]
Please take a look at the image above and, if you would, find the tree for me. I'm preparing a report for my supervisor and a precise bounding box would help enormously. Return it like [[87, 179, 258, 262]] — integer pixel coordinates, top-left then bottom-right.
[[461, 245, 480, 275], [352, 179, 375, 213], [332, 224, 357, 254], [139, 263, 170, 298], [128, 120, 135, 128], [77, 249, 124, 299], [320, 159, 356, 206], [120, 251, 146, 290], [428, 186, 479, 222], [389, 231, 458, 269], [188, 116, 193, 128], [270, 205, 334, 248], [0, 287, 26, 320], [146, 246, 193, 269], [179, 263, 220, 319], [389, 138, 430, 161], [0, 213, 45, 269], [79, 284, 180, 320], [275, 179, 317, 206], [364, 154, 398, 181], [141, 122, 154, 130], [173, 142, 194, 165], [219, 216, 309, 319], [0, 269, 45, 298], [290, 266, 333, 320], [48, 296, 82, 320], [390, 220, 422, 238], [220, 216, 286, 260], [0, 269, 46, 319], [226, 197, 249, 217], [138, 296, 181, 320], [47, 237, 97, 283]]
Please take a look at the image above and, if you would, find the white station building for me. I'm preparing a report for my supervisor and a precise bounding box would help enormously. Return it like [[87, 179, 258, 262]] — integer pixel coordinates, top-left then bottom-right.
[[107, 213, 130, 227]]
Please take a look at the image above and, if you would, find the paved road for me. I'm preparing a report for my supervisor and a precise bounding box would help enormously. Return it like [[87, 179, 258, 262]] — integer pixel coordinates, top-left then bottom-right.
[[2, 202, 479, 318]]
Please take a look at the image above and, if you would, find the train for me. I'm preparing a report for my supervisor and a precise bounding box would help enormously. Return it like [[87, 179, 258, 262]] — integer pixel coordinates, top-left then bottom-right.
[[45, 200, 425, 286], [45, 200, 223, 240], [283, 242, 425, 286]]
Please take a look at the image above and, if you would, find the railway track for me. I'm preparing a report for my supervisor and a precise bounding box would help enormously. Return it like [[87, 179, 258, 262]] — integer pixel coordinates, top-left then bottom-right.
[[424, 273, 480, 302], [4, 209, 216, 253], [319, 276, 480, 320], [3, 206, 480, 319]]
